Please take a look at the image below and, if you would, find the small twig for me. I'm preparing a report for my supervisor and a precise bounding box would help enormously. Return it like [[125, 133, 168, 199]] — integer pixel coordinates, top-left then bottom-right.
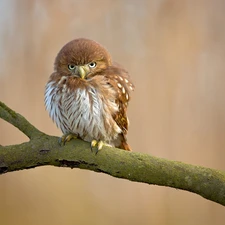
[[0, 101, 44, 139]]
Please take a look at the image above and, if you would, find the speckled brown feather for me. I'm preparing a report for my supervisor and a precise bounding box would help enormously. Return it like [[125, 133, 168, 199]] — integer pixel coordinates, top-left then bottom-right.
[[97, 63, 134, 150]]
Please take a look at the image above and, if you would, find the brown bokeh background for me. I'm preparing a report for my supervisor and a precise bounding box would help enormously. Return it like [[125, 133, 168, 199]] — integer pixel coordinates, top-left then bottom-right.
[[0, 0, 225, 224]]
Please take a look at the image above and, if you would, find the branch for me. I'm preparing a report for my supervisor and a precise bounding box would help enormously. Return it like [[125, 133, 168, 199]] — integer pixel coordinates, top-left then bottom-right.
[[0, 102, 44, 139], [0, 101, 225, 206]]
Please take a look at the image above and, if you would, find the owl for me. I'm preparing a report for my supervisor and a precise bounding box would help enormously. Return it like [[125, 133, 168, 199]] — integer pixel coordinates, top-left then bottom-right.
[[45, 38, 134, 152]]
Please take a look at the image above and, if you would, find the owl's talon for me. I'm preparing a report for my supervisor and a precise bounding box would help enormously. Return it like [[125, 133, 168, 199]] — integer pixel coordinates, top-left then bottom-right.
[[97, 141, 104, 151], [59, 134, 77, 146], [90, 140, 111, 154], [90, 140, 98, 152]]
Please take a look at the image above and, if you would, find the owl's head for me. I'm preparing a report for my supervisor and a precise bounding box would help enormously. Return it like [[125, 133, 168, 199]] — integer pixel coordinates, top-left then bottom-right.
[[54, 38, 112, 79]]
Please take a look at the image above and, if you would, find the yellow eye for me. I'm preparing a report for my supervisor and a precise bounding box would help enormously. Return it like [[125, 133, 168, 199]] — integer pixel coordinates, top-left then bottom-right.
[[68, 64, 75, 70], [88, 62, 96, 68]]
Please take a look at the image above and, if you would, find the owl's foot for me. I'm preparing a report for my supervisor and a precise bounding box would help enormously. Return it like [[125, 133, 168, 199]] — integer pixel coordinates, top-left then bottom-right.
[[59, 133, 77, 146], [91, 140, 111, 154]]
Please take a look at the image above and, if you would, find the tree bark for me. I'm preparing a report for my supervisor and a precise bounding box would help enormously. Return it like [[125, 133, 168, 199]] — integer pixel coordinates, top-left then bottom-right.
[[0, 101, 225, 206]]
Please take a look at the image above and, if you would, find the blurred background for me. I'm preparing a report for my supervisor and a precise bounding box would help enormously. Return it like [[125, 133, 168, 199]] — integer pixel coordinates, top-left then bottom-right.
[[0, 0, 225, 224]]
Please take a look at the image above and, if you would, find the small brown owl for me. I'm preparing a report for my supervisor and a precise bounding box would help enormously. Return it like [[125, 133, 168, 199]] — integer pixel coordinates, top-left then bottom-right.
[[45, 38, 134, 152]]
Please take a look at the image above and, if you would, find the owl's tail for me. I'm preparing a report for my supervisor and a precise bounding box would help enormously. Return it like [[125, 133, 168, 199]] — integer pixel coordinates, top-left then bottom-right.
[[120, 142, 132, 151], [119, 134, 132, 151]]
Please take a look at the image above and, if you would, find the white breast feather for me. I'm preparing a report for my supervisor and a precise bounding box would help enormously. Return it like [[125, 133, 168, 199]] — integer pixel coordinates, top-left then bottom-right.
[[45, 81, 121, 143]]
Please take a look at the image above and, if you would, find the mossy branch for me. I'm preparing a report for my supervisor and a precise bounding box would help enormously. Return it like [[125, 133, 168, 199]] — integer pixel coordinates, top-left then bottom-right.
[[0, 101, 44, 139], [0, 101, 225, 206]]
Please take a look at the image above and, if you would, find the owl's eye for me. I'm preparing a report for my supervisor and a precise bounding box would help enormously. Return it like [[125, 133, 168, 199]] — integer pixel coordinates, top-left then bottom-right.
[[88, 62, 96, 68], [68, 64, 75, 70]]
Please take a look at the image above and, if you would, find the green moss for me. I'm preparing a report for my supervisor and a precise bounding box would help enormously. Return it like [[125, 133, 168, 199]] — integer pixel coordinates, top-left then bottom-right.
[[0, 101, 17, 118]]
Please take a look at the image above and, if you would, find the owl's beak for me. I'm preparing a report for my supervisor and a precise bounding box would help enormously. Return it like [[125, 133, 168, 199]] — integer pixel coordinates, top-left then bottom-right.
[[77, 66, 89, 79]]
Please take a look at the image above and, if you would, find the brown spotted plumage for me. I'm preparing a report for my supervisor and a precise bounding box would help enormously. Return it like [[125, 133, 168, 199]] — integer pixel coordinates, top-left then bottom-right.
[[45, 38, 134, 151]]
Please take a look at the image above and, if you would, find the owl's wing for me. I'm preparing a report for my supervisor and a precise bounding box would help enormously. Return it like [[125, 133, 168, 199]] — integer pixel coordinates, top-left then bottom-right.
[[107, 64, 134, 135]]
